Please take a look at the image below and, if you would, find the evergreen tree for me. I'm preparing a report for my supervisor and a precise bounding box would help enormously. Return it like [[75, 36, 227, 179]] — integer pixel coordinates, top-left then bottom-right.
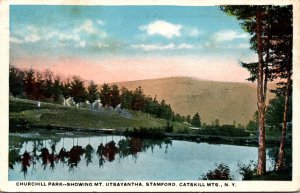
[[9, 65, 24, 97], [110, 85, 121, 108], [52, 76, 62, 102], [266, 96, 292, 130], [24, 68, 36, 99], [87, 81, 99, 110], [186, 115, 191, 124], [70, 76, 87, 109], [222, 5, 293, 173], [131, 86, 145, 111], [215, 119, 220, 127], [120, 87, 132, 109], [221, 5, 269, 175], [33, 71, 45, 101], [99, 83, 111, 108], [61, 78, 71, 106], [191, 113, 201, 127], [43, 69, 54, 100]]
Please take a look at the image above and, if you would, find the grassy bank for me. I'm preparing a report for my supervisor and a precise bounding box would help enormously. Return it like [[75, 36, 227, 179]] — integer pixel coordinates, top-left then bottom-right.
[[9, 98, 286, 146], [9, 98, 187, 132]]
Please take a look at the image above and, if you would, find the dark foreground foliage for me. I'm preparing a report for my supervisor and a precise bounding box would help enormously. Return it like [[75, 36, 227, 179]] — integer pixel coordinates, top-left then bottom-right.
[[198, 125, 250, 137], [199, 163, 233, 180], [200, 159, 292, 181]]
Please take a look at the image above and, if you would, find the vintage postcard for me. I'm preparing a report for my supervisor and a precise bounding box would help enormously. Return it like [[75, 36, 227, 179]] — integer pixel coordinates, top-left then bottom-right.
[[0, 0, 299, 192]]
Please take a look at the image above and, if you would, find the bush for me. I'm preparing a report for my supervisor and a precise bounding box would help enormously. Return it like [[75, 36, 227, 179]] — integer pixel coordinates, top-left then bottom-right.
[[164, 121, 173, 133], [199, 163, 233, 180], [176, 127, 190, 134], [197, 125, 249, 137], [237, 161, 256, 180]]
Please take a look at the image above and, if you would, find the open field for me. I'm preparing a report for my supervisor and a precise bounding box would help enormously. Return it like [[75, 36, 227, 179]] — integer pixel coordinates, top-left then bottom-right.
[[114, 77, 276, 126]]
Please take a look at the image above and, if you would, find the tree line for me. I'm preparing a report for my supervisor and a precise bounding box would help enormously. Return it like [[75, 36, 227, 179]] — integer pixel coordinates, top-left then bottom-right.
[[9, 65, 201, 125], [220, 5, 292, 175]]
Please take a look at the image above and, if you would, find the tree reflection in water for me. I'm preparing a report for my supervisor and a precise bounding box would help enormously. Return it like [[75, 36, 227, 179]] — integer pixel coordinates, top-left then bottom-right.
[[9, 135, 172, 178], [68, 146, 85, 170], [96, 143, 105, 167], [20, 151, 31, 178], [85, 144, 94, 166], [40, 147, 49, 170], [103, 141, 118, 162]]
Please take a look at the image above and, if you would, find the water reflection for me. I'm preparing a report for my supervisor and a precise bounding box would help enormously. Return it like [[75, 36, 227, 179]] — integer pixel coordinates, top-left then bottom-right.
[[9, 135, 172, 179], [10, 134, 276, 181]]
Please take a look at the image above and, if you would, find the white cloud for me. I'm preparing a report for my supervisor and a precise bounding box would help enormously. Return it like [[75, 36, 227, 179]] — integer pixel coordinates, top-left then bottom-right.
[[97, 20, 105, 26], [188, 28, 202, 37], [131, 43, 195, 51], [213, 30, 249, 42], [75, 19, 107, 38], [27, 25, 38, 33], [59, 33, 80, 42], [24, 34, 41, 43], [78, 41, 86, 48], [224, 43, 251, 49], [178, 43, 194, 49], [96, 42, 109, 48], [10, 37, 24, 44], [76, 19, 96, 34], [139, 20, 182, 39]]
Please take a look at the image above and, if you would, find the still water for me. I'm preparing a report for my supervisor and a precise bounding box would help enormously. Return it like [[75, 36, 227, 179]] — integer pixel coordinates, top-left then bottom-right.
[[9, 134, 273, 180]]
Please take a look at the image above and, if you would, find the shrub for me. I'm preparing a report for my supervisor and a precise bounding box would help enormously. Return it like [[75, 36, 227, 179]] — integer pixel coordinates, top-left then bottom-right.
[[164, 121, 173, 133], [237, 161, 256, 180], [197, 126, 249, 137], [199, 163, 233, 180]]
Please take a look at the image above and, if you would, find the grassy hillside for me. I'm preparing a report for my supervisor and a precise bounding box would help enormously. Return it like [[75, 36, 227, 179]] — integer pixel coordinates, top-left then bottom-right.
[[114, 77, 276, 126], [9, 98, 187, 132]]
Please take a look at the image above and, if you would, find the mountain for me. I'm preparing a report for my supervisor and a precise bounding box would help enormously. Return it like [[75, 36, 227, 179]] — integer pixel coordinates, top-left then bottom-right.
[[113, 77, 276, 126]]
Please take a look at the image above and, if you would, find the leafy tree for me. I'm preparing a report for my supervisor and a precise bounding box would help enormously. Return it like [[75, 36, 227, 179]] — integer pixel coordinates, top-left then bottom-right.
[[33, 71, 45, 101], [9, 65, 24, 97], [215, 119, 220, 127], [266, 96, 292, 130], [120, 87, 132, 109], [246, 120, 258, 131], [99, 83, 111, 108], [173, 113, 185, 123], [131, 86, 145, 111], [43, 69, 54, 100], [61, 78, 71, 106], [87, 81, 99, 110], [191, 112, 201, 127], [158, 100, 172, 120], [143, 96, 160, 116], [70, 76, 87, 109], [52, 76, 62, 102], [110, 85, 121, 108], [24, 68, 36, 99], [186, 115, 191, 124]]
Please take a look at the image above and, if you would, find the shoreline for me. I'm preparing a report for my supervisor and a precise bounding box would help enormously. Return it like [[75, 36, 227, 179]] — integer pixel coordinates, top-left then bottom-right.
[[10, 124, 290, 147]]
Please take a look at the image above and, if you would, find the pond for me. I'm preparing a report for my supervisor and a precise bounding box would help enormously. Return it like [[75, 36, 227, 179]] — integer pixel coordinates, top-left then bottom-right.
[[9, 133, 274, 181]]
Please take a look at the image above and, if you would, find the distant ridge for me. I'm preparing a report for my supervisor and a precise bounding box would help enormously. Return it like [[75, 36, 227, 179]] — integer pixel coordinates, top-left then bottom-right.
[[113, 76, 275, 126]]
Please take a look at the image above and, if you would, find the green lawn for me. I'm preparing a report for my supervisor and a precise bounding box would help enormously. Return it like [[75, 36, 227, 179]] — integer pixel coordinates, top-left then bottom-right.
[[9, 97, 187, 132]]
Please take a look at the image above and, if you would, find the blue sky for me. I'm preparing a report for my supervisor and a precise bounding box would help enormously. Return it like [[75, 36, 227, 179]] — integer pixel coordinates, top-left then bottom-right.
[[9, 5, 256, 83]]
